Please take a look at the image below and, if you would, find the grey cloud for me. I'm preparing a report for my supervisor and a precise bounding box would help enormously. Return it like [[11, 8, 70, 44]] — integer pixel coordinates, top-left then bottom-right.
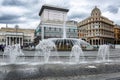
[[2, 0, 40, 7], [0, 14, 19, 20], [0, 20, 22, 24], [2, 0, 26, 7], [68, 13, 88, 20], [0, 0, 70, 25], [24, 11, 39, 20], [45, 0, 70, 9], [0, 14, 25, 24], [0, 0, 42, 24], [107, 5, 119, 14], [0, 0, 120, 26]]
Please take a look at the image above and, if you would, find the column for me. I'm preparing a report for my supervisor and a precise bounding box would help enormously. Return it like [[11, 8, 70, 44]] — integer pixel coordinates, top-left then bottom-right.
[[6, 37, 8, 46], [21, 38, 23, 46], [100, 39, 102, 45], [102, 39, 104, 44], [98, 39, 100, 45], [16, 37, 17, 44], [94, 39, 96, 45], [103, 39, 104, 44], [19, 37, 20, 45], [8, 37, 10, 45], [103, 39, 105, 44], [10, 37, 11, 45], [101, 39, 103, 45], [20, 37, 22, 45], [7, 37, 9, 45], [10, 37, 13, 45], [101, 39, 102, 45], [15, 37, 17, 44], [16, 37, 18, 44], [92, 39, 93, 45], [14, 36, 16, 44], [96, 39, 97, 45]]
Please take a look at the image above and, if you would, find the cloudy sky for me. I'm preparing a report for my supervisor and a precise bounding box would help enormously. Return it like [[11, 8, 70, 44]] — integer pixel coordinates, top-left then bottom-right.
[[0, 0, 120, 29]]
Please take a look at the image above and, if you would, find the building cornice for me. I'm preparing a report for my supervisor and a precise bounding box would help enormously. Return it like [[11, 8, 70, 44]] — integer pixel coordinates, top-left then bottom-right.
[[39, 4, 69, 16]]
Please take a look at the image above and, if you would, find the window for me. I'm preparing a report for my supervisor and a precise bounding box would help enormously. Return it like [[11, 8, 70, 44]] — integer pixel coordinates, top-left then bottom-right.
[[44, 27, 46, 30], [59, 28, 61, 31], [2, 39, 4, 42], [49, 27, 51, 30], [54, 28, 56, 31]]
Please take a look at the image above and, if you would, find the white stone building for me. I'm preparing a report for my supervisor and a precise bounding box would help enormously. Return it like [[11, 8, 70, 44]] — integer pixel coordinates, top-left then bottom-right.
[[34, 4, 78, 44], [0, 27, 34, 46]]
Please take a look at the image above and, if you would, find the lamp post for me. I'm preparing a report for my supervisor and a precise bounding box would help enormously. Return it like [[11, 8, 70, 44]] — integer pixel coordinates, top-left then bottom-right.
[[15, 25, 19, 44]]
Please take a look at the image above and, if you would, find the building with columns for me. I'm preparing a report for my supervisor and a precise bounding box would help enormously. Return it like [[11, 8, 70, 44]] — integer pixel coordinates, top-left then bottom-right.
[[77, 6, 114, 46], [34, 4, 78, 44], [0, 27, 34, 46], [114, 24, 120, 44]]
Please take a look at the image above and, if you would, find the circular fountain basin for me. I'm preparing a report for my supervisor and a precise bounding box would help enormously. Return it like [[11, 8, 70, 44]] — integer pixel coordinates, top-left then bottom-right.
[[45, 38, 92, 51], [1, 61, 120, 80]]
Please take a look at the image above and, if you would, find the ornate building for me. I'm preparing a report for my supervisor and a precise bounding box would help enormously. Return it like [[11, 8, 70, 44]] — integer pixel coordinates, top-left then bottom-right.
[[78, 6, 114, 46], [114, 24, 120, 44], [34, 5, 78, 44], [0, 26, 34, 46]]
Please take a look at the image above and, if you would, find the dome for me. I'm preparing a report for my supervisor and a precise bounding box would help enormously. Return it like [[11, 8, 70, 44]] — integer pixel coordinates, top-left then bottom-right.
[[91, 6, 101, 16]]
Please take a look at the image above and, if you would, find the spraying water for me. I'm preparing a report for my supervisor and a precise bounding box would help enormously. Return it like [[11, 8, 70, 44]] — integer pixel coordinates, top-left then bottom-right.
[[63, 20, 67, 38], [97, 45, 110, 62], [3, 44, 24, 63], [70, 45, 85, 63], [35, 40, 58, 63]]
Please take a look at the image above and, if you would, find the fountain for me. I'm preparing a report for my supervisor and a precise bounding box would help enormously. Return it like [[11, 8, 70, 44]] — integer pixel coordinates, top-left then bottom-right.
[[33, 15, 90, 63], [0, 25, 118, 80], [70, 45, 85, 63], [3, 44, 24, 63], [34, 39, 59, 63], [96, 44, 110, 62], [0, 5, 120, 80]]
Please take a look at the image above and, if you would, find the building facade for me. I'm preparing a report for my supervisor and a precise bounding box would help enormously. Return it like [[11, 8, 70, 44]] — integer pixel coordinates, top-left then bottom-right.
[[0, 27, 34, 46], [114, 24, 120, 44], [78, 6, 114, 46], [34, 5, 78, 44]]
